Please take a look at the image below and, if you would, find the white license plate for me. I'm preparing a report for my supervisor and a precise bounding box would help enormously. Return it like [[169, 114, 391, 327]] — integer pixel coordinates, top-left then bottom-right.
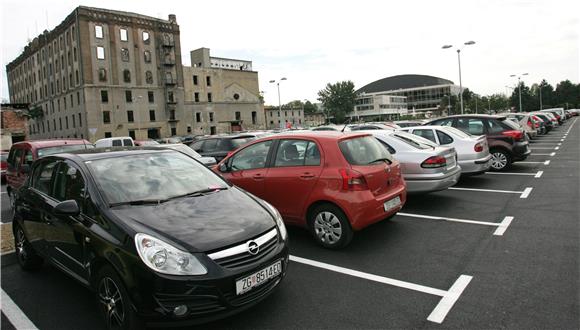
[[383, 196, 401, 212], [236, 260, 282, 295]]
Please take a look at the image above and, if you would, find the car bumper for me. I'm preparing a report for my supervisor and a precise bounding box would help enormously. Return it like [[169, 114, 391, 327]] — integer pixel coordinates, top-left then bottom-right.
[[131, 243, 289, 326], [343, 183, 407, 231], [405, 166, 461, 193], [458, 155, 492, 174], [513, 142, 532, 161]]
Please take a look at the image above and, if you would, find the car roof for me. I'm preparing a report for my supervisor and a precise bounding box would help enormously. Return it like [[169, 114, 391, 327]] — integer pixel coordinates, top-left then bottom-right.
[[263, 131, 371, 142], [51, 147, 172, 162], [11, 139, 91, 148]]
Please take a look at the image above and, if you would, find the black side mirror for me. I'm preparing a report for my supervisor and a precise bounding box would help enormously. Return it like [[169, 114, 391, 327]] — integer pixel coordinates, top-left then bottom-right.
[[21, 164, 31, 174], [54, 200, 80, 216], [219, 162, 229, 172]]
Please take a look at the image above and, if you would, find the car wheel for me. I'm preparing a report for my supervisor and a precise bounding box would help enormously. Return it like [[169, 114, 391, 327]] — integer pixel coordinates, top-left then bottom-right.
[[14, 224, 43, 270], [309, 204, 353, 249], [96, 266, 141, 330], [490, 149, 512, 171]]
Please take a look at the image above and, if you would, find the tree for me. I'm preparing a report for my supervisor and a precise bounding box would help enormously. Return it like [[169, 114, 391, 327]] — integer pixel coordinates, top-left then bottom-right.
[[509, 82, 535, 112], [303, 100, 318, 114], [554, 80, 579, 108], [438, 94, 459, 115], [317, 81, 356, 123], [28, 106, 44, 119]]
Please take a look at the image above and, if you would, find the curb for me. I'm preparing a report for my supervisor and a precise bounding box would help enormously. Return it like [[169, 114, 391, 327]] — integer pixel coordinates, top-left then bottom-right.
[[1, 251, 17, 267]]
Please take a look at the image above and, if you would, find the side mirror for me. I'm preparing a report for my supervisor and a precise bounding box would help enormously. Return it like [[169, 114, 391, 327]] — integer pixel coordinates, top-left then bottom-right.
[[54, 200, 80, 216], [219, 162, 229, 172], [21, 164, 31, 174]]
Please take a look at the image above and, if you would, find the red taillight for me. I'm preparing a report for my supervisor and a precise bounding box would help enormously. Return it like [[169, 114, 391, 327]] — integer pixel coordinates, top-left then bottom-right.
[[527, 119, 533, 128], [555, 115, 561, 120], [474, 143, 484, 152], [502, 130, 524, 141], [421, 156, 446, 168], [339, 169, 368, 191], [535, 122, 540, 128]]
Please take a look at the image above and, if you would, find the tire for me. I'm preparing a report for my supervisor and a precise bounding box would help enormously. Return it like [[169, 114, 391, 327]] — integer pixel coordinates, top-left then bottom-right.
[[309, 204, 353, 249], [14, 224, 43, 271], [489, 149, 512, 171], [96, 265, 141, 330]]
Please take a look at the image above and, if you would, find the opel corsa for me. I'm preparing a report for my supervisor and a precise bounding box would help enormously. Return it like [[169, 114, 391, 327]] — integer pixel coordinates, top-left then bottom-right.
[[12, 148, 289, 329]]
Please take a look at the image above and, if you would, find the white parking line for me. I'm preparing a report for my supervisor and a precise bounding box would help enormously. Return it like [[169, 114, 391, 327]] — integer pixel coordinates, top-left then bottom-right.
[[290, 255, 472, 324], [544, 160, 551, 165], [493, 216, 515, 236], [529, 147, 556, 149], [398, 212, 500, 226], [1, 288, 39, 330], [528, 153, 555, 156], [484, 171, 541, 177], [555, 146, 560, 150], [448, 187, 532, 198], [517, 161, 546, 164]]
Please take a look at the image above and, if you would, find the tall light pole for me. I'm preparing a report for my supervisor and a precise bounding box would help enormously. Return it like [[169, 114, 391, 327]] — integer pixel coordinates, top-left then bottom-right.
[[442, 41, 475, 115], [510, 73, 528, 112], [538, 84, 544, 110], [269, 77, 287, 120]]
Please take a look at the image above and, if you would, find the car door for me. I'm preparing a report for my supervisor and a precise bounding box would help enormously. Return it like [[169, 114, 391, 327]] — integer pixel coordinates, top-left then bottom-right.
[[220, 140, 274, 199], [20, 158, 60, 256], [45, 160, 91, 280], [7, 147, 25, 189], [263, 139, 323, 224]]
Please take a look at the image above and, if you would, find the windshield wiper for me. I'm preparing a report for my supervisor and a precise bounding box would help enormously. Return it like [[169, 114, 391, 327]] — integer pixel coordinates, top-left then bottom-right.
[[366, 158, 392, 165], [109, 199, 168, 207], [167, 187, 228, 200]]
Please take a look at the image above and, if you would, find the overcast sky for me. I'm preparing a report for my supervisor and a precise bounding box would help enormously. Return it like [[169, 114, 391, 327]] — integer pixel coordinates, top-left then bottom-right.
[[1, 0, 578, 105]]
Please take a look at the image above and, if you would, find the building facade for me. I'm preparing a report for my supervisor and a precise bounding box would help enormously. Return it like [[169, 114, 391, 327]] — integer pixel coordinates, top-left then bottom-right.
[[353, 93, 408, 120], [183, 48, 264, 135], [1, 104, 29, 149], [6, 7, 267, 141], [264, 106, 305, 129], [356, 74, 462, 116], [304, 111, 326, 127]]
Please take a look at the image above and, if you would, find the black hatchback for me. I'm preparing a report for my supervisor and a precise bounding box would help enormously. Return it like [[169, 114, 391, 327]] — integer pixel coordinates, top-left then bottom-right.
[[12, 148, 289, 329], [189, 134, 257, 162]]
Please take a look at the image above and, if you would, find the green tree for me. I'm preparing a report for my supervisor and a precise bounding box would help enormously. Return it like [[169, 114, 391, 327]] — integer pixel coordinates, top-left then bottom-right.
[[509, 82, 535, 112], [438, 94, 459, 115], [28, 106, 44, 119], [317, 81, 356, 123], [554, 80, 579, 108], [303, 100, 318, 114]]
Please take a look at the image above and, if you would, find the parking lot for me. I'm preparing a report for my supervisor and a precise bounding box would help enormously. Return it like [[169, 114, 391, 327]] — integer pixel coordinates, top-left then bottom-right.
[[1, 118, 578, 329]]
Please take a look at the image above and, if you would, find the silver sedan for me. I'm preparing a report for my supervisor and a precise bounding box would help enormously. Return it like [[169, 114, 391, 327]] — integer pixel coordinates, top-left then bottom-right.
[[400, 126, 491, 175], [363, 130, 462, 193]]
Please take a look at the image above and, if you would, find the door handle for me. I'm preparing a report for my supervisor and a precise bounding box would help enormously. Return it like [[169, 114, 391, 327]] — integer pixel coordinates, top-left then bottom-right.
[[300, 173, 315, 179], [252, 174, 264, 180], [43, 215, 55, 225]]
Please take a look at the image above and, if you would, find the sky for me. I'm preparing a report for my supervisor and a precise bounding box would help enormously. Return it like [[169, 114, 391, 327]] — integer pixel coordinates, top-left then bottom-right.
[[1, 0, 578, 106]]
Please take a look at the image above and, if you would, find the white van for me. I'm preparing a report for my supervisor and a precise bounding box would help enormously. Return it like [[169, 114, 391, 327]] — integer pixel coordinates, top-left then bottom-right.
[[95, 137, 135, 148]]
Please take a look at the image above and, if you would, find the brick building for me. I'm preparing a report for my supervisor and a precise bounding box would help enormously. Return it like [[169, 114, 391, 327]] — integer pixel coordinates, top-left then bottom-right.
[[0, 104, 29, 150]]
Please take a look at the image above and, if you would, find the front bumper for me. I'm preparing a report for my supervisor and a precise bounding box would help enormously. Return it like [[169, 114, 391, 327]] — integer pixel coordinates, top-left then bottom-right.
[[405, 166, 462, 193], [131, 242, 289, 327]]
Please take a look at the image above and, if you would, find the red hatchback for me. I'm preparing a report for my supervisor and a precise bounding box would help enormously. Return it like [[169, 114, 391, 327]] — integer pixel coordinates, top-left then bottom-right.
[[214, 132, 407, 248], [6, 139, 93, 207]]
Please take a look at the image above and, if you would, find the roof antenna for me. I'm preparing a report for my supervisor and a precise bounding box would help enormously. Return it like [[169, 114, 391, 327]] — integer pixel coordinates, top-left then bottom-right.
[[340, 117, 352, 132]]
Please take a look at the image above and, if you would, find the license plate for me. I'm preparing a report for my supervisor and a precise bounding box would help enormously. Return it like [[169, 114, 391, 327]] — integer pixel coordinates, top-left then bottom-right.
[[383, 196, 401, 212], [236, 260, 282, 295]]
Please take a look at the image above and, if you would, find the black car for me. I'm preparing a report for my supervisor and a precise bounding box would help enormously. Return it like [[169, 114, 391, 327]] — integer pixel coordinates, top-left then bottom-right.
[[190, 134, 257, 162], [12, 148, 289, 329], [425, 115, 531, 171]]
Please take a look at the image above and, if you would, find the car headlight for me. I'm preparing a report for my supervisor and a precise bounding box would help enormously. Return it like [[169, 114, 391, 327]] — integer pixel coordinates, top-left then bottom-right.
[[134, 233, 207, 275], [262, 201, 287, 240]]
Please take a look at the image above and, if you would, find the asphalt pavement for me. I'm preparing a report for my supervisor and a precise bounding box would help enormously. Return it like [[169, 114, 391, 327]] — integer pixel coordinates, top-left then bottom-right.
[[1, 118, 578, 329]]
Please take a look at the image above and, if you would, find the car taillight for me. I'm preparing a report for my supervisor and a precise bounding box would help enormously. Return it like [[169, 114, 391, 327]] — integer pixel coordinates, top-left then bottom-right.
[[421, 156, 446, 168], [502, 130, 524, 141], [535, 122, 540, 128], [527, 119, 533, 128], [339, 169, 368, 191], [474, 143, 484, 152]]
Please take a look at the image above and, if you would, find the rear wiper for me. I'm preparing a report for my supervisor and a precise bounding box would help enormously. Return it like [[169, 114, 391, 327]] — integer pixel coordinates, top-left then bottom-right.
[[168, 187, 228, 200], [110, 199, 167, 207], [366, 158, 392, 165]]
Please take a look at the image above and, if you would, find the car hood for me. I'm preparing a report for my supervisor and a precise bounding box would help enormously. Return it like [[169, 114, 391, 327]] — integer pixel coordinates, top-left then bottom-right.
[[110, 187, 275, 253]]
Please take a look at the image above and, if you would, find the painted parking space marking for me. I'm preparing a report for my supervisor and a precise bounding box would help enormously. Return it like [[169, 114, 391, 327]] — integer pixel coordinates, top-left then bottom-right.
[[528, 153, 555, 156], [290, 255, 472, 324], [493, 216, 515, 236], [448, 187, 533, 199], [529, 147, 556, 149], [555, 146, 560, 150], [485, 171, 542, 178], [544, 160, 551, 165], [516, 161, 547, 164], [1, 288, 39, 330], [398, 213, 515, 236]]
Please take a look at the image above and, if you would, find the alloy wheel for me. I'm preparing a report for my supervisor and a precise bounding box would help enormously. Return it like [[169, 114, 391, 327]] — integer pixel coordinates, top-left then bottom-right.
[[98, 277, 125, 329], [15, 228, 28, 263], [491, 152, 508, 170], [313, 211, 343, 244]]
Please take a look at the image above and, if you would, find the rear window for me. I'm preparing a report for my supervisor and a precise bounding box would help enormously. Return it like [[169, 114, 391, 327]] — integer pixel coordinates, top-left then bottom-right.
[[442, 126, 471, 138], [500, 119, 520, 130], [37, 144, 94, 158], [392, 132, 436, 149], [1, 153, 8, 162], [339, 136, 393, 165]]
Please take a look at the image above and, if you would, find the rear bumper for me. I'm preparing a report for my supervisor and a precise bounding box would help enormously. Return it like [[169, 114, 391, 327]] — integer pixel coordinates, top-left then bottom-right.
[[345, 183, 407, 231], [513, 142, 532, 161], [405, 166, 461, 193], [458, 155, 491, 174]]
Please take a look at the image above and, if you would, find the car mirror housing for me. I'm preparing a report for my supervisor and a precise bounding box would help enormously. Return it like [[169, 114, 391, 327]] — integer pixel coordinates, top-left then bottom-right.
[[54, 200, 81, 216]]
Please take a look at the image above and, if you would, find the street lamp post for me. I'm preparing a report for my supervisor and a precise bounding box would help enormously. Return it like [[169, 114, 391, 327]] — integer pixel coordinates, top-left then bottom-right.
[[538, 85, 543, 110], [442, 41, 475, 115], [510, 73, 528, 112], [269, 78, 287, 128]]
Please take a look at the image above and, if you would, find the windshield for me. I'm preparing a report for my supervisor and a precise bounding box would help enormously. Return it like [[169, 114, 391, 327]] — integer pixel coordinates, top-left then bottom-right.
[[86, 151, 228, 205], [339, 136, 393, 165], [38, 144, 94, 158], [392, 131, 437, 149]]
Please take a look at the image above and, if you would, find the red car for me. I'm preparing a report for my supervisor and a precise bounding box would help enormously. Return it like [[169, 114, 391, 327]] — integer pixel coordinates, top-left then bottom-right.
[[6, 139, 93, 207], [1, 151, 8, 182], [214, 132, 407, 249]]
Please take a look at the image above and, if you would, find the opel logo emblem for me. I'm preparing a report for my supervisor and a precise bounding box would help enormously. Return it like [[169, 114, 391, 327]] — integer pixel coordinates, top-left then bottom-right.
[[247, 241, 259, 255]]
